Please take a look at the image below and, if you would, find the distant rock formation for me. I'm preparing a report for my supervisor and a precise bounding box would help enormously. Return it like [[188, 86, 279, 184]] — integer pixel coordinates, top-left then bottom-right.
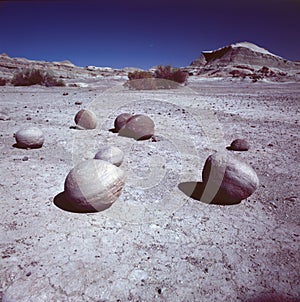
[[187, 42, 300, 82], [0, 53, 131, 86]]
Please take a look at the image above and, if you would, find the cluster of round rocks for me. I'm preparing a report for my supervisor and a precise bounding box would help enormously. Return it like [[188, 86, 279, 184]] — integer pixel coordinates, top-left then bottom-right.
[[13, 107, 258, 210]]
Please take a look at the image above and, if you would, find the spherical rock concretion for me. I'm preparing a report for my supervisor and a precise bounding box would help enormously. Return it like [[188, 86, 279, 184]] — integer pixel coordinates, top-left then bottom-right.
[[228, 139, 250, 151], [202, 151, 259, 204], [119, 114, 155, 140], [14, 127, 44, 149], [64, 159, 125, 211], [114, 113, 132, 132], [94, 146, 124, 167], [74, 109, 97, 130]]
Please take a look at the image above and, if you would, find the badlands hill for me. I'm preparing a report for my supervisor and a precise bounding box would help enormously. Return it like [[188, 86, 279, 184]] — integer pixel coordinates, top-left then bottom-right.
[[188, 42, 300, 82], [0, 53, 137, 87]]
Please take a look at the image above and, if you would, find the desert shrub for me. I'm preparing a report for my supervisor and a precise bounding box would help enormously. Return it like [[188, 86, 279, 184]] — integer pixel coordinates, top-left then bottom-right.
[[0, 78, 7, 86], [154, 65, 188, 84], [230, 70, 247, 79], [11, 69, 65, 87], [128, 70, 154, 80], [249, 73, 263, 82], [125, 65, 188, 90]]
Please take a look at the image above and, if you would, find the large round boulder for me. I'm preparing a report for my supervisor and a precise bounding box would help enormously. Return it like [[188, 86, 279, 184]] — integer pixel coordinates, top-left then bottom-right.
[[14, 127, 44, 149], [64, 159, 125, 211], [74, 109, 97, 130], [202, 151, 259, 204], [118, 114, 154, 140]]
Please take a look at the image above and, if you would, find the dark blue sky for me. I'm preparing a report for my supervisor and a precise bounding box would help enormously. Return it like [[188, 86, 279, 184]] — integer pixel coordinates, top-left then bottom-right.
[[0, 0, 299, 69]]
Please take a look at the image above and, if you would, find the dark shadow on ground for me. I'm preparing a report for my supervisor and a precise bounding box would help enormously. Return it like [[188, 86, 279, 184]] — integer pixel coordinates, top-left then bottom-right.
[[53, 192, 112, 213], [178, 181, 241, 206], [109, 127, 118, 133], [12, 143, 42, 149], [242, 293, 298, 302]]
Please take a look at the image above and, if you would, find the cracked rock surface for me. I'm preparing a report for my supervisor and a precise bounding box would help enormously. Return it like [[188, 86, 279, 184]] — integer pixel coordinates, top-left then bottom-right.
[[0, 80, 299, 301]]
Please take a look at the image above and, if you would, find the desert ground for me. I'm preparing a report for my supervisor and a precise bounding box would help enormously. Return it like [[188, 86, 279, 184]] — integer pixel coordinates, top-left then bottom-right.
[[0, 77, 299, 301]]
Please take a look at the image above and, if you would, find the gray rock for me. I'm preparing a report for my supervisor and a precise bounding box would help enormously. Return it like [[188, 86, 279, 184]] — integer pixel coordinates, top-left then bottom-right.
[[119, 114, 154, 140], [64, 159, 125, 212], [14, 127, 44, 149], [114, 113, 132, 132], [228, 138, 250, 151], [74, 109, 97, 130], [94, 146, 124, 167], [202, 151, 259, 204]]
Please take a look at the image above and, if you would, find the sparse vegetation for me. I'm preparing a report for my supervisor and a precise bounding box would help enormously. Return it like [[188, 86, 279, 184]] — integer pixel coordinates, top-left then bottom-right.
[[11, 69, 65, 87], [0, 78, 7, 86], [154, 65, 188, 84], [128, 70, 154, 80], [125, 65, 188, 90]]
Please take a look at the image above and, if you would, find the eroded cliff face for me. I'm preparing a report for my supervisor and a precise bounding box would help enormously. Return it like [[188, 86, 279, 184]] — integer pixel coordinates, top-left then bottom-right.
[[189, 42, 300, 81]]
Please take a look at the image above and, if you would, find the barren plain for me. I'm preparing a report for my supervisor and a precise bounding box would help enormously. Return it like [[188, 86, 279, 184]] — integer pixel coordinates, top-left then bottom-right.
[[0, 77, 299, 301]]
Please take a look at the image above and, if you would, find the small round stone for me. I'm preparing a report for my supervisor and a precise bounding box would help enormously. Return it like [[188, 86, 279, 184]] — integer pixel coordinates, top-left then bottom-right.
[[94, 146, 124, 167], [14, 127, 44, 149], [74, 109, 97, 130], [114, 113, 132, 132], [228, 139, 250, 151]]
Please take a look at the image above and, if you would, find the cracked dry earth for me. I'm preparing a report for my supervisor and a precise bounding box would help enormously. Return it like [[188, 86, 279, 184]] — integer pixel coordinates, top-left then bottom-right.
[[0, 79, 299, 302]]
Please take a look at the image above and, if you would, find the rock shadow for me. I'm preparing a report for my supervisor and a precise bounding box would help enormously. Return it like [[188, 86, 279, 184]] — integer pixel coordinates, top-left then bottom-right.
[[109, 127, 118, 133], [226, 145, 248, 151], [12, 143, 42, 149], [53, 192, 112, 214], [241, 293, 296, 302], [178, 181, 241, 206]]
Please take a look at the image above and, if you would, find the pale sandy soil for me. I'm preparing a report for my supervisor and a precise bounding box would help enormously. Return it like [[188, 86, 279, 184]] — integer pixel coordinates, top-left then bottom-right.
[[0, 78, 299, 302]]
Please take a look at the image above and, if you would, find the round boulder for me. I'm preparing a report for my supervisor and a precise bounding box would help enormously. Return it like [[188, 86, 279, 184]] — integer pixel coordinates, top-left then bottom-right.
[[74, 109, 97, 130], [114, 113, 132, 132], [94, 146, 124, 167], [228, 139, 250, 151], [64, 159, 125, 212], [119, 114, 154, 140], [14, 127, 44, 149], [202, 151, 259, 204]]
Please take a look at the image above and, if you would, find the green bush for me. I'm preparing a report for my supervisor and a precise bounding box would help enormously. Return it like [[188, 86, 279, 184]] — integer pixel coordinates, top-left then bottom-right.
[[11, 69, 65, 87]]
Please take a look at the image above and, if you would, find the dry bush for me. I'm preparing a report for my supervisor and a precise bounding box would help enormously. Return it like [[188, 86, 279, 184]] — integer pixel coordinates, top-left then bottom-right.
[[0, 78, 7, 86], [125, 65, 188, 90], [128, 70, 154, 81], [154, 65, 188, 84], [11, 69, 65, 87]]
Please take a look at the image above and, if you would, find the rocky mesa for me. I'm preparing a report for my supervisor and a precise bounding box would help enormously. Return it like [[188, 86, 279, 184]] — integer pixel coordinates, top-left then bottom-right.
[[187, 41, 300, 82]]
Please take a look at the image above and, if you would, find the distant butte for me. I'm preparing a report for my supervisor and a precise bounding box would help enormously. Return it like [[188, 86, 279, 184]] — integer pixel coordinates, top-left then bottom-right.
[[186, 41, 300, 82]]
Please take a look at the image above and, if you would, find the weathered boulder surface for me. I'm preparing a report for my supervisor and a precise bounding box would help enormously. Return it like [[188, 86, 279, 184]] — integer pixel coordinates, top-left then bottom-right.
[[14, 127, 44, 149], [228, 138, 250, 151], [202, 151, 259, 204], [118, 114, 154, 140], [74, 109, 97, 130], [94, 146, 124, 167], [64, 159, 125, 211], [114, 113, 132, 132]]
